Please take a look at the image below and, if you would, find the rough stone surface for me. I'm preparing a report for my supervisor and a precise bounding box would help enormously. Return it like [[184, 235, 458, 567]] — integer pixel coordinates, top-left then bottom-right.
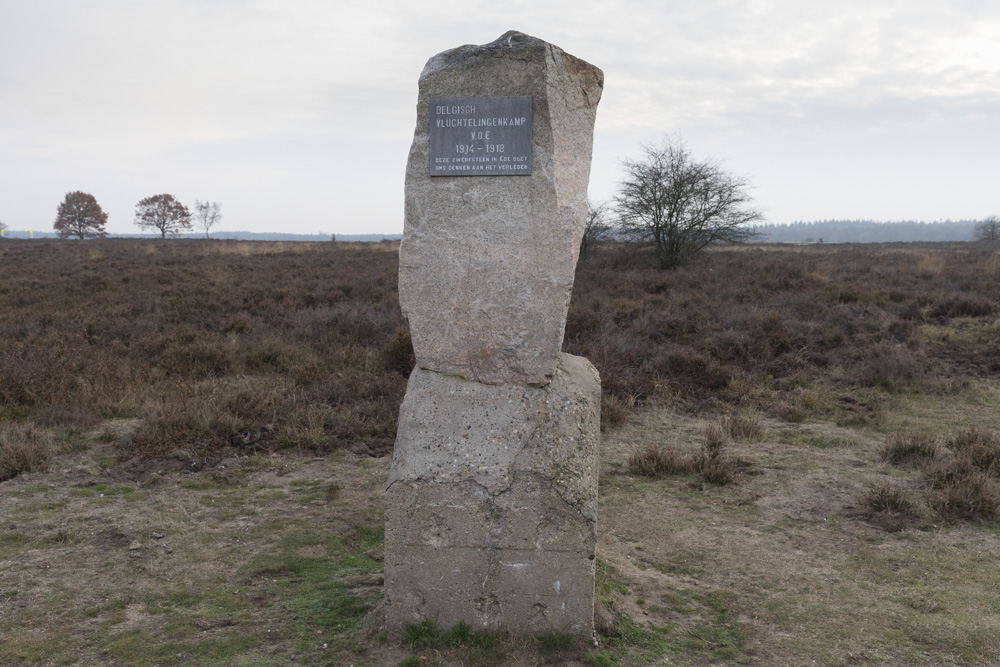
[[398, 31, 604, 387], [384, 353, 601, 634]]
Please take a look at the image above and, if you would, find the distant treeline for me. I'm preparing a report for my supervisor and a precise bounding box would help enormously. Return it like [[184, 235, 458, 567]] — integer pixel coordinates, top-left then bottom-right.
[[1, 222, 985, 244], [752, 220, 980, 243], [0, 231, 402, 242]]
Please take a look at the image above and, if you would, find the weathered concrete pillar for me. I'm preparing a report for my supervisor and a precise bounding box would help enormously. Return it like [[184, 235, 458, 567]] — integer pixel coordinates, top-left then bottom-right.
[[385, 31, 603, 636]]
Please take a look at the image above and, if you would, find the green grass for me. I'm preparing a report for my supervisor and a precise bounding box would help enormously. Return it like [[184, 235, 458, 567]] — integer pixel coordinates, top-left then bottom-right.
[[594, 555, 752, 664], [0, 531, 32, 557], [537, 632, 575, 653], [235, 527, 383, 658], [782, 432, 854, 449], [102, 627, 259, 666], [0, 504, 386, 667], [400, 620, 507, 665], [18, 483, 53, 494]]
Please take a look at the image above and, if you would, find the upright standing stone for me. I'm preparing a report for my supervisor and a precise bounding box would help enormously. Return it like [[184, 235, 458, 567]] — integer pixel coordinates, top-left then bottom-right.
[[385, 31, 603, 637], [398, 30, 604, 387]]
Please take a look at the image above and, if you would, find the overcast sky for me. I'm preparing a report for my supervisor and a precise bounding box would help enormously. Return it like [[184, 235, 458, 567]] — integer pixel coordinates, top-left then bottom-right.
[[2, 0, 998, 236]]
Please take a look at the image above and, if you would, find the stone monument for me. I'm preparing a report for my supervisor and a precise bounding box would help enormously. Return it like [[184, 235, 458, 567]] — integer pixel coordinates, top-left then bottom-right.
[[385, 31, 604, 636]]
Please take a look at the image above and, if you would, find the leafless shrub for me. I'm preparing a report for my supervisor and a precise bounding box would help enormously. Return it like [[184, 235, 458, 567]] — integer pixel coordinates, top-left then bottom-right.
[[0, 423, 54, 481]]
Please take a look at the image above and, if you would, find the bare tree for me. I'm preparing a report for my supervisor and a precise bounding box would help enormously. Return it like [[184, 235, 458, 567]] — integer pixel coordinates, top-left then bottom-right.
[[616, 136, 763, 268], [193, 200, 222, 239], [135, 194, 192, 238], [580, 199, 612, 257], [0, 218, 7, 237], [53, 191, 109, 239], [974, 215, 1000, 242]]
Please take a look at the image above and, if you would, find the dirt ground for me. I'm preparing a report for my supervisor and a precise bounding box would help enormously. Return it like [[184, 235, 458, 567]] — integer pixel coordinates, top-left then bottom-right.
[[3, 387, 1000, 665]]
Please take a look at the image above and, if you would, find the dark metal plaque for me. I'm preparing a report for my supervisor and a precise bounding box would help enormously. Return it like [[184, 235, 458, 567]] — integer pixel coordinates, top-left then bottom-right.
[[429, 96, 532, 176]]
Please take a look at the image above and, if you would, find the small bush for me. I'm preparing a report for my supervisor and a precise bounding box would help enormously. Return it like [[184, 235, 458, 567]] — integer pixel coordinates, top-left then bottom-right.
[[879, 432, 939, 467], [627, 425, 736, 484], [925, 455, 979, 489], [601, 394, 630, 428], [947, 428, 1000, 476], [0, 423, 54, 481], [385, 326, 415, 376], [857, 342, 919, 389], [627, 445, 696, 477], [924, 456, 1000, 521], [859, 480, 916, 531], [699, 423, 735, 485], [699, 452, 735, 486], [928, 468, 999, 521], [702, 423, 727, 458]]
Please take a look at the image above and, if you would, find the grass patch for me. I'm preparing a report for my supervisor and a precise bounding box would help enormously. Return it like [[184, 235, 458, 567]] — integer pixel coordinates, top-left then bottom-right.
[[626, 423, 737, 485], [0, 531, 32, 557], [401, 619, 507, 665], [235, 526, 383, 656], [791, 433, 853, 449], [626, 445, 696, 477], [0, 423, 53, 481], [69, 483, 138, 499], [103, 627, 259, 666], [724, 412, 766, 441]]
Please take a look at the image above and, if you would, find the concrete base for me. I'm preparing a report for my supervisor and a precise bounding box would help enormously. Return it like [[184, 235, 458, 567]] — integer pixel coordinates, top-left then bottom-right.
[[384, 353, 601, 635]]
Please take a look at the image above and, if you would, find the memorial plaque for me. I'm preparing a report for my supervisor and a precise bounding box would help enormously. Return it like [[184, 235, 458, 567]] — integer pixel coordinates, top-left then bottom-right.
[[429, 96, 532, 176]]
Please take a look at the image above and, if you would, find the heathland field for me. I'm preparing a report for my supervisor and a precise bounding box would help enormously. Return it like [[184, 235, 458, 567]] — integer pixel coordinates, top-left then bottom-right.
[[1, 239, 999, 666]]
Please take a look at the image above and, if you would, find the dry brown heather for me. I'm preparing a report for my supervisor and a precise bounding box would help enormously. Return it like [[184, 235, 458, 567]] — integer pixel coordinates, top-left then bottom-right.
[[0, 239, 412, 462], [567, 242, 999, 424], [3, 238, 1000, 665], [2, 239, 997, 461]]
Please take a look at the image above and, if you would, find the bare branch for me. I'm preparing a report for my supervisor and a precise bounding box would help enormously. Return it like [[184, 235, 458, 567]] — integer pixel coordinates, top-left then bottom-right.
[[193, 200, 223, 239], [974, 215, 1000, 242], [615, 136, 763, 268], [580, 199, 612, 257]]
